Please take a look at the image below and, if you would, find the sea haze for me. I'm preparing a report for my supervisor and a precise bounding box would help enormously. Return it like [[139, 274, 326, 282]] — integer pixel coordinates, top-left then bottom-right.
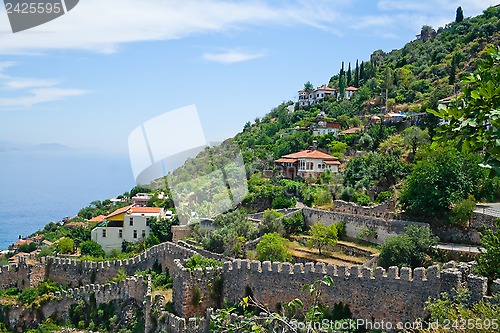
[[0, 150, 135, 250]]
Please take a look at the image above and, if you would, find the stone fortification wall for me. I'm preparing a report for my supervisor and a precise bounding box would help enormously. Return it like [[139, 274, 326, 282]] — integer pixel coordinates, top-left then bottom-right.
[[0, 257, 45, 290], [45, 242, 197, 288], [172, 259, 223, 318], [332, 199, 396, 219], [3, 275, 148, 332], [218, 260, 490, 326], [151, 294, 206, 333], [303, 207, 428, 245]]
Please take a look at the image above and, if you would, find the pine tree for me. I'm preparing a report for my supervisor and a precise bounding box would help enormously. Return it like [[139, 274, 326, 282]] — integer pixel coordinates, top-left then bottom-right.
[[359, 61, 365, 84], [354, 60, 360, 87], [456, 6, 464, 23], [346, 62, 352, 87]]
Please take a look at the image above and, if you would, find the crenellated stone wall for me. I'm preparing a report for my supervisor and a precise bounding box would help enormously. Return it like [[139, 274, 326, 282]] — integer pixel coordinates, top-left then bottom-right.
[[2, 275, 148, 332], [303, 207, 428, 245], [172, 259, 223, 318]]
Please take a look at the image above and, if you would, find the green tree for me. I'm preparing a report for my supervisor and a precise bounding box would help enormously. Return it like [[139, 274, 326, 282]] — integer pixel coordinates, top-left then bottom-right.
[[259, 209, 285, 236], [57, 237, 74, 254], [354, 60, 359, 87], [475, 219, 500, 282], [346, 62, 352, 87], [402, 126, 430, 156], [399, 146, 485, 220], [428, 46, 500, 176], [379, 226, 438, 268], [149, 216, 178, 243], [455, 6, 464, 23], [307, 223, 338, 255], [18, 242, 37, 253], [303, 81, 314, 92], [80, 240, 105, 258], [256, 232, 292, 262]]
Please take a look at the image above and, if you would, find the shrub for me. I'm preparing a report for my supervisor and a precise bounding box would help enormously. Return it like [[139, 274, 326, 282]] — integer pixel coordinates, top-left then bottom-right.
[[256, 233, 292, 262], [375, 191, 393, 204], [282, 211, 306, 235], [449, 195, 476, 226], [57, 237, 74, 254], [80, 240, 105, 258], [185, 254, 222, 271]]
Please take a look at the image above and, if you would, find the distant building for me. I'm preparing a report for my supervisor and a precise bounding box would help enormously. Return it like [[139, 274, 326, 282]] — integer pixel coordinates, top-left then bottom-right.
[[91, 205, 166, 252], [298, 85, 336, 107], [312, 120, 341, 136], [337, 127, 363, 136], [275, 146, 340, 180], [345, 86, 358, 100], [132, 193, 151, 207]]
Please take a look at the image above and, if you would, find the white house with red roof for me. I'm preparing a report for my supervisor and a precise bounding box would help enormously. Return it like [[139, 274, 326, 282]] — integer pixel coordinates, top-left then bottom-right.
[[91, 204, 166, 252], [312, 120, 341, 136], [345, 86, 358, 99], [275, 146, 340, 180], [298, 85, 336, 107]]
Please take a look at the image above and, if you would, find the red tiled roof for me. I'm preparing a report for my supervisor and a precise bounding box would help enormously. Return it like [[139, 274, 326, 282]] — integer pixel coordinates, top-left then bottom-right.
[[33, 234, 44, 241], [281, 149, 339, 161], [88, 215, 105, 222], [105, 204, 135, 219], [129, 207, 162, 214], [346, 86, 358, 91], [325, 160, 341, 165], [338, 127, 363, 135], [275, 158, 297, 163], [326, 122, 341, 129], [42, 240, 54, 246], [14, 239, 32, 247], [65, 222, 87, 228]]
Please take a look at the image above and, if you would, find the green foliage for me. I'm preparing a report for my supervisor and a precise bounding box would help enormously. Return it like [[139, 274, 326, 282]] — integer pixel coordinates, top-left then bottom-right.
[[379, 225, 438, 268], [57, 237, 74, 254], [17, 280, 62, 307], [18, 242, 37, 253], [449, 195, 476, 225], [259, 209, 285, 236], [354, 192, 371, 206], [109, 268, 127, 283], [185, 254, 223, 271], [256, 232, 292, 262], [282, 211, 306, 235], [80, 240, 105, 258], [402, 126, 430, 156], [307, 222, 338, 255], [148, 216, 178, 243], [429, 46, 500, 175], [475, 219, 500, 282], [356, 226, 377, 242], [399, 146, 485, 220], [375, 191, 393, 204]]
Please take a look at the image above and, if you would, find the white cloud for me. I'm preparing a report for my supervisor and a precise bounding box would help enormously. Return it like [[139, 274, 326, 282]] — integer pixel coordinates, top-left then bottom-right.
[[0, 63, 88, 108], [203, 49, 266, 64], [0, 88, 88, 107], [0, 0, 348, 54]]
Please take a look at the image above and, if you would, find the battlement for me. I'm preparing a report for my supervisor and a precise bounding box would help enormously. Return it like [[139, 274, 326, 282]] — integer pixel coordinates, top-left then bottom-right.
[[223, 259, 442, 283]]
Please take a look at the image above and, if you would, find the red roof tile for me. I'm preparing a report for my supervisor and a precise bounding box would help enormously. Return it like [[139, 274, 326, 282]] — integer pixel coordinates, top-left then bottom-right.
[[346, 86, 358, 91], [88, 215, 105, 222], [281, 149, 339, 161], [129, 207, 162, 214], [105, 205, 135, 219]]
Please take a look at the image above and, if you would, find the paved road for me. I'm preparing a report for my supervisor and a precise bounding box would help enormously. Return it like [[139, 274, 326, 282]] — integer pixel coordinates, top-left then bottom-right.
[[436, 243, 483, 253], [475, 203, 500, 218]]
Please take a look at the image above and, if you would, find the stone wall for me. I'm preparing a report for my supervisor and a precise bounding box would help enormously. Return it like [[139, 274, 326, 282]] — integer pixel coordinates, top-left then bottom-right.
[[3, 275, 148, 332], [151, 294, 206, 333], [0, 257, 46, 290], [45, 242, 197, 288], [172, 226, 194, 243], [303, 207, 428, 245], [172, 259, 223, 318], [219, 260, 488, 325], [433, 212, 498, 245], [332, 199, 395, 220]]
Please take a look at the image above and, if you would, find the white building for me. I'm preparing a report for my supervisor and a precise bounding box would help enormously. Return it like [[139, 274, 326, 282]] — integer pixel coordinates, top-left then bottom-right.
[[91, 205, 166, 252], [345, 86, 358, 100], [298, 85, 336, 107], [275, 148, 341, 180], [312, 121, 341, 136]]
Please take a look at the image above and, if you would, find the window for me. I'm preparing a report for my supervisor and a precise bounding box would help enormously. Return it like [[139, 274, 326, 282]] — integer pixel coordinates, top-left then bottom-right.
[[142, 230, 146, 238], [119, 229, 123, 238], [102, 229, 106, 238], [146, 217, 150, 226], [129, 217, 134, 226], [133, 230, 137, 239]]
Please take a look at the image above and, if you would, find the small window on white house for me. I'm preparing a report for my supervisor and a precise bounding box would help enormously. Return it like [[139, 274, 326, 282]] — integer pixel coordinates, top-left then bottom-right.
[[146, 218, 150, 226], [142, 230, 146, 238], [102, 230, 106, 238], [119, 229, 123, 238], [133, 230, 137, 239], [129, 217, 134, 226]]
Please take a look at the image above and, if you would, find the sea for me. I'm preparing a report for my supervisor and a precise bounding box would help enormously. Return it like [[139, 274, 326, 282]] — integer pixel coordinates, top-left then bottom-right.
[[0, 151, 135, 250]]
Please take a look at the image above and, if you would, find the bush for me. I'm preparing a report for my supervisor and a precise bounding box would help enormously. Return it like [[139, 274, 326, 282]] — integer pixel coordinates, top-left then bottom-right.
[[475, 219, 500, 282], [282, 211, 306, 235], [375, 191, 393, 204], [256, 233, 292, 262], [379, 226, 438, 268], [57, 237, 74, 254], [449, 195, 476, 226], [185, 254, 222, 271], [80, 240, 105, 258], [259, 210, 285, 236], [355, 192, 371, 206]]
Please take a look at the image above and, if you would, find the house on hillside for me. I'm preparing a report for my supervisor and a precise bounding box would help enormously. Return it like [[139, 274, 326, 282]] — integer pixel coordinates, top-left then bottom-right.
[[274, 145, 340, 180], [345, 86, 358, 99], [91, 205, 167, 252], [337, 127, 363, 136], [132, 193, 151, 207], [312, 120, 341, 136], [298, 85, 336, 107]]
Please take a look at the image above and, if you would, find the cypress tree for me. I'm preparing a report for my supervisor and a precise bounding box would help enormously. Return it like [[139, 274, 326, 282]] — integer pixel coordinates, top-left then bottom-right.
[[354, 60, 360, 87], [346, 62, 352, 87], [456, 6, 464, 23]]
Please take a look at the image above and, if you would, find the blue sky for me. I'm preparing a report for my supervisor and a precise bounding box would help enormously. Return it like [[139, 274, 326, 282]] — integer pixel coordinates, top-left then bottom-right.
[[0, 0, 497, 153]]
